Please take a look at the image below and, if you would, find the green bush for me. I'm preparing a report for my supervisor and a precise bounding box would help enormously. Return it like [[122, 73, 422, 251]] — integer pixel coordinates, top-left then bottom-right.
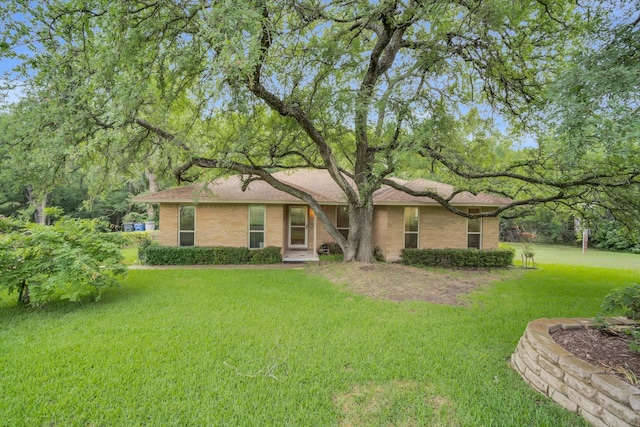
[[599, 285, 640, 352], [0, 216, 126, 307], [249, 246, 283, 264], [137, 238, 158, 265], [601, 285, 640, 321], [120, 231, 152, 246], [590, 220, 640, 254], [401, 248, 515, 268], [142, 245, 282, 265]]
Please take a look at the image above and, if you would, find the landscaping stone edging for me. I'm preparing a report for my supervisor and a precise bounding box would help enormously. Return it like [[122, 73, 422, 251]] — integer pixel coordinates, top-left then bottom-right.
[[511, 318, 640, 427]]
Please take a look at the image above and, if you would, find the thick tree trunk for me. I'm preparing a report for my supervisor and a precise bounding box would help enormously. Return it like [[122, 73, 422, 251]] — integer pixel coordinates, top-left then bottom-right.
[[343, 202, 375, 263], [144, 168, 159, 219], [35, 199, 47, 225], [24, 186, 47, 225]]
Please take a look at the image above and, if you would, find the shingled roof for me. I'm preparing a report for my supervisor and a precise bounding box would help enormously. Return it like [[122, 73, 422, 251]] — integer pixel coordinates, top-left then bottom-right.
[[133, 169, 511, 207]]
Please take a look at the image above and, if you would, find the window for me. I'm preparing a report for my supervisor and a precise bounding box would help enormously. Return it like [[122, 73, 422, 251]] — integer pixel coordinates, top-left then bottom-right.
[[336, 205, 349, 238], [179, 205, 195, 246], [249, 205, 265, 249], [467, 208, 482, 249], [404, 207, 419, 249]]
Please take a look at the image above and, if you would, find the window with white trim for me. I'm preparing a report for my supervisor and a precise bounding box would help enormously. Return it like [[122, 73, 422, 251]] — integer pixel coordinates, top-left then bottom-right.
[[179, 205, 195, 247], [336, 205, 349, 238], [404, 207, 419, 249], [249, 205, 266, 249], [467, 208, 482, 249]]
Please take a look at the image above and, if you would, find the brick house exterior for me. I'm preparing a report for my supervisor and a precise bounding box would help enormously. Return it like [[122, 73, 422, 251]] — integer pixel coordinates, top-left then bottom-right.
[[134, 169, 509, 262]]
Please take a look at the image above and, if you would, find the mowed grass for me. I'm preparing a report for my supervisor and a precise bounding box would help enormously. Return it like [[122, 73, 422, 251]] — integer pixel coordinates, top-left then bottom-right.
[[504, 242, 640, 271], [1, 263, 636, 425], [121, 247, 139, 266]]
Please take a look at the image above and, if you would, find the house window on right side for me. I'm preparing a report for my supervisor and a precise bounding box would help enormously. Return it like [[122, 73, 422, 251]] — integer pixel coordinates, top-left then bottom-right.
[[404, 207, 419, 249], [179, 205, 195, 247], [336, 205, 349, 238], [467, 208, 482, 249]]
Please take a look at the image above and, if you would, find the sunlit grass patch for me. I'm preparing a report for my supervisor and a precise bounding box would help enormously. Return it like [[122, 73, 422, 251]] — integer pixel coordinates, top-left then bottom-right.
[[504, 242, 640, 271], [121, 247, 138, 265]]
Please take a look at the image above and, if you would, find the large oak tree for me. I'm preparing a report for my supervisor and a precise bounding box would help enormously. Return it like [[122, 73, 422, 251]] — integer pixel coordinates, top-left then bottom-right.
[[2, 0, 638, 261]]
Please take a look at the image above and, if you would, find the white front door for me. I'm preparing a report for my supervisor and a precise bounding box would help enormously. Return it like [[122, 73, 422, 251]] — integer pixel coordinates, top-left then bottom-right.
[[289, 206, 308, 248]]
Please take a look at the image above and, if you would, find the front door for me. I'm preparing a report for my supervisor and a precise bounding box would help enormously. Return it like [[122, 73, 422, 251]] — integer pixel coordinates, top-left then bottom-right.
[[289, 206, 308, 248]]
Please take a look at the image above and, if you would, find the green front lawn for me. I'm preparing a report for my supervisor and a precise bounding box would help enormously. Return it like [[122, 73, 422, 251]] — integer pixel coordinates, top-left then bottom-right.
[[1, 264, 635, 425], [504, 242, 640, 271]]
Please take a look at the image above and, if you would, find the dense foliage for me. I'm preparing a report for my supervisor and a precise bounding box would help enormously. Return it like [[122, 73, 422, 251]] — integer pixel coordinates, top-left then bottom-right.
[[602, 285, 640, 322], [3, 1, 636, 262], [590, 220, 640, 254], [401, 248, 515, 268], [500, 208, 576, 244], [120, 231, 153, 247], [139, 244, 282, 266], [600, 285, 640, 352], [0, 215, 126, 307]]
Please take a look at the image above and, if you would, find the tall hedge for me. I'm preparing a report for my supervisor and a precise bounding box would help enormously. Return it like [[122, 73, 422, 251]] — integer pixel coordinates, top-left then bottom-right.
[[401, 248, 514, 268], [141, 245, 282, 265]]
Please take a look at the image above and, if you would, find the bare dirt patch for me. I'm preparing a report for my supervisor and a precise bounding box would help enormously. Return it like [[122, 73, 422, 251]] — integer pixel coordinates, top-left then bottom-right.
[[306, 262, 522, 305]]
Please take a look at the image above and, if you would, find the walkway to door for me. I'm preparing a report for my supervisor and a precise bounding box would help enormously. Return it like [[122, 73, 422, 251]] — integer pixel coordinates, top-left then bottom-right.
[[282, 249, 319, 263]]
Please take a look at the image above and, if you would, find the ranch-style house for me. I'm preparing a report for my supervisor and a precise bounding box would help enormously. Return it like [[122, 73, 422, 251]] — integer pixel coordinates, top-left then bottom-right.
[[133, 169, 510, 262]]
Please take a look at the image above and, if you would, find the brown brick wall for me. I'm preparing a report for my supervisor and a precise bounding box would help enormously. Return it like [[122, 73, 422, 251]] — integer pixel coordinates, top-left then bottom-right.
[[265, 205, 285, 248], [379, 206, 499, 261], [384, 206, 405, 261], [372, 206, 388, 256], [421, 206, 468, 250], [158, 203, 178, 246], [482, 207, 499, 250], [482, 217, 499, 250], [157, 202, 501, 253], [159, 203, 286, 248], [196, 204, 247, 246]]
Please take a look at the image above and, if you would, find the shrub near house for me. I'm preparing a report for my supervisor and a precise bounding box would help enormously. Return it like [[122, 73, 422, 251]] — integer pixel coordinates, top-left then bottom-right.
[[138, 240, 282, 265], [401, 248, 515, 268]]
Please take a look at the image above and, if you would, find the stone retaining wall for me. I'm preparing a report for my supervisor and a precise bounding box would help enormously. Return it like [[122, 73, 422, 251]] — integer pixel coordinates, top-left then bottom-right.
[[511, 318, 640, 427]]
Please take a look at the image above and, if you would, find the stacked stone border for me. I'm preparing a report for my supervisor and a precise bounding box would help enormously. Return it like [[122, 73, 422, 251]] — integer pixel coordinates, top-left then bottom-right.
[[511, 318, 640, 427]]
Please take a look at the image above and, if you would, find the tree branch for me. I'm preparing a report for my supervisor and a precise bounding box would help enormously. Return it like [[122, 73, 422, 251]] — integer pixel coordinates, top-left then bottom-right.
[[134, 118, 191, 152], [421, 143, 640, 189], [381, 177, 574, 219], [246, 0, 359, 205]]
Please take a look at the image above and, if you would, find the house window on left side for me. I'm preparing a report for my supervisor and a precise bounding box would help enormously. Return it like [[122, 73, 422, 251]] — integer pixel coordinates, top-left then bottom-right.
[[467, 208, 482, 249], [404, 207, 419, 249], [249, 205, 266, 249], [179, 205, 195, 246], [336, 205, 349, 238]]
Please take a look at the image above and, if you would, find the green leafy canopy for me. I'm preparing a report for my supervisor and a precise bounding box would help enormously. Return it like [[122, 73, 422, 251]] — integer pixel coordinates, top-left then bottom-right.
[[1, 1, 638, 261]]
